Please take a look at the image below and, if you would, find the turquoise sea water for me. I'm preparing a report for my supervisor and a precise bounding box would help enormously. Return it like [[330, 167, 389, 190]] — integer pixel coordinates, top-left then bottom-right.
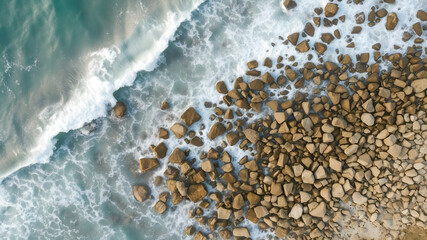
[[0, 0, 425, 239]]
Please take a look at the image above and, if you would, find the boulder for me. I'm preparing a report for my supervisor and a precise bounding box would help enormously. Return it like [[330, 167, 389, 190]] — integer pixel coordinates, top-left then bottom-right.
[[329, 157, 342, 172], [296, 40, 309, 52], [271, 182, 284, 196], [216, 81, 228, 94], [352, 192, 368, 205], [244, 128, 259, 144], [201, 160, 214, 173], [181, 107, 201, 126], [309, 202, 326, 218], [287, 32, 299, 46], [208, 122, 226, 140], [289, 203, 303, 219], [159, 128, 169, 139], [247, 60, 258, 69], [154, 201, 167, 214], [325, 3, 338, 17], [361, 113, 375, 126], [160, 101, 170, 110], [417, 10, 427, 21], [218, 207, 232, 219], [139, 158, 159, 172], [169, 148, 186, 164], [153, 142, 167, 158], [170, 123, 187, 139], [233, 228, 250, 238], [233, 194, 245, 209], [133, 185, 150, 202], [247, 192, 261, 206], [226, 132, 240, 146], [187, 184, 208, 202], [176, 181, 187, 196], [254, 206, 269, 218], [386, 12, 398, 30], [113, 101, 126, 118], [411, 79, 427, 93]]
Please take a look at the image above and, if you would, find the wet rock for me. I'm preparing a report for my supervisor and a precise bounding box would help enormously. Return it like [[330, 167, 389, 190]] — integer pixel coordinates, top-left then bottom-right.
[[296, 40, 309, 52], [283, 0, 297, 10], [188, 184, 208, 203], [218, 207, 232, 219], [325, 3, 338, 17], [185, 226, 195, 236], [113, 101, 126, 118], [139, 158, 159, 172], [226, 132, 240, 146], [216, 81, 228, 94], [244, 128, 259, 144], [287, 32, 299, 46], [315, 42, 327, 54], [208, 122, 226, 140], [181, 107, 201, 126], [160, 101, 170, 110], [169, 148, 186, 164], [201, 160, 214, 173], [159, 128, 169, 139], [170, 123, 187, 139], [247, 60, 258, 69], [154, 201, 167, 214], [232, 194, 245, 210], [254, 206, 269, 218], [153, 142, 167, 158], [133, 185, 150, 202], [386, 12, 398, 30], [190, 137, 204, 147]]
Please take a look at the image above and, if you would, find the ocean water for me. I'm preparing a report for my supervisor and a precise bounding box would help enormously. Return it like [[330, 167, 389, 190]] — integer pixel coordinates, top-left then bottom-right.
[[0, 0, 425, 239]]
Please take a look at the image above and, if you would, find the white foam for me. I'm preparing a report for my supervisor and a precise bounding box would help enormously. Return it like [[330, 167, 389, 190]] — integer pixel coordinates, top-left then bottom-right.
[[0, 0, 206, 180]]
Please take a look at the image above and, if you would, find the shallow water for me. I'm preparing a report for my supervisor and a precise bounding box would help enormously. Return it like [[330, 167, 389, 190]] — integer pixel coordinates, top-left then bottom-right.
[[0, 0, 426, 239]]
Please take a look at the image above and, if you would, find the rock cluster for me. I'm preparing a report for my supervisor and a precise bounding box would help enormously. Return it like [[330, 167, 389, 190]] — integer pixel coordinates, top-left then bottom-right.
[[131, 3, 427, 240]]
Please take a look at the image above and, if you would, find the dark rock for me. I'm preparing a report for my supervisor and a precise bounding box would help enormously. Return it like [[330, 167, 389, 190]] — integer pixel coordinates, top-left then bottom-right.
[[181, 107, 201, 126], [113, 101, 126, 118]]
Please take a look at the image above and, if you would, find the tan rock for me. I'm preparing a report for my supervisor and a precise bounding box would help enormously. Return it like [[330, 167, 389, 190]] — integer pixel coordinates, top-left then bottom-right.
[[133, 185, 150, 202], [170, 123, 187, 139], [153, 142, 167, 158], [181, 107, 201, 126], [254, 206, 269, 218], [187, 184, 208, 203], [296, 40, 309, 52], [159, 128, 169, 139], [247, 60, 258, 69], [361, 113, 375, 126], [233, 194, 245, 209], [287, 32, 299, 46], [226, 132, 239, 146], [176, 181, 187, 196], [309, 202, 326, 218], [386, 12, 398, 30], [358, 153, 372, 167], [139, 158, 159, 172], [352, 192, 368, 205], [244, 128, 259, 144], [301, 117, 313, 132], [329, 157, 343, 172], [233, 228, 250, 238], [345, 144, 358, 156], [201, 160, 214, 173], [332, 117, 347, 129], [154, 201, 167, 214], [113, 101, 126, 118], [169, 148, 185, 164], [216, 81, 228, 94], [332, 183, 344, 198], [325, 3, 338, 17], [271, 182, 283, 196], [289, 203, 303, 219], [411, 79, 427, 93], [315, 166, 327, 179], [388, 144, 402, 158], [302, 170, 315, 184], [208, 122, 226, 140], [247, 192, 261, 206]]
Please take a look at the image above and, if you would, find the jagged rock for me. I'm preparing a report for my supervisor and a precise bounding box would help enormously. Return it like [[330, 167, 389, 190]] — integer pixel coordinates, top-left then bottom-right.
[[244, 128, 259, 144], [153, 142, 167, 158], [133, 185, 150, 202], [208, 122, 226, 140], [187, 184, 208, 203], [216, 81, 228, 94], [181, 107, 201, 126], [309, 202, 326, 218], [218, 207, 232, 219], [160, 101, 170, 110], [226, 132, 240, 146], [296, 40, 309, 52], [139, 158, 159, 172], [254, 206, 269, 218], [233, 228, 250, 238], [287, 32, 299, 46]]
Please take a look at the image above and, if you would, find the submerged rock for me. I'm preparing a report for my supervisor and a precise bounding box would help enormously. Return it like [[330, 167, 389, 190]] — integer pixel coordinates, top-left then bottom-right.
[[113, 101, 126, 118]]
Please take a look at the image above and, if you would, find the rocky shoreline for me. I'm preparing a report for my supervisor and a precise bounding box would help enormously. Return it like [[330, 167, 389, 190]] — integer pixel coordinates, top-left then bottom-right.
[[126, 2, 427, 240]]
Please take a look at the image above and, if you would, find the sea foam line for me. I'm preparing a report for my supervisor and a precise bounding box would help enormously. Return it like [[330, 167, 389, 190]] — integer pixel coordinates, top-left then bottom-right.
[[0, 0, 206, 181]]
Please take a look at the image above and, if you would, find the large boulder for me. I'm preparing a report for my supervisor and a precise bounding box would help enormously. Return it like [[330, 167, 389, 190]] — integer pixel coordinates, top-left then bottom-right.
[[139, 158, 159, 172], [113, 101, 126, 118], [244, 128, 259, 144], [133, 185, 150, 202], [187, 184, 208, 203], [180, 107, 201, 126], [153, 142, 167, 158], [208, 122, 226, 140]]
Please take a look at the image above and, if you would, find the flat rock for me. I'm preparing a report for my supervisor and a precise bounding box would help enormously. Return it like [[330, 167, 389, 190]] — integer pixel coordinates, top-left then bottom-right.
[[133, 185, 150, 202], [361, 113, 375, 126], [208, 122, 226, 140], [170, 123, 187, 139], [139, 158, 159, 172], [411, 79, 427, 93], [169, 148, 185, 164], [187, 184, 208, 203], [233, 228, 250, 238], [289, 203, 303, 219], [271, 182, 283, 196], [352, 192, 368, 205], [388, 144, 402, 158], [254, 206, 269, 218], [181, 107, 201, 126], [244, 128, 259, 144]]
